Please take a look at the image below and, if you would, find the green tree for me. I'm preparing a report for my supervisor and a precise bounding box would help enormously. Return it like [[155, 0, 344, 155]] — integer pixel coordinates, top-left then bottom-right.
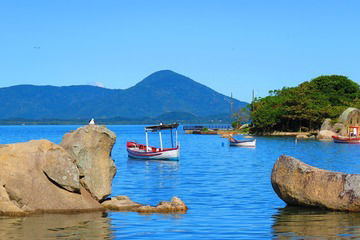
[[250, 75, 360, 133]]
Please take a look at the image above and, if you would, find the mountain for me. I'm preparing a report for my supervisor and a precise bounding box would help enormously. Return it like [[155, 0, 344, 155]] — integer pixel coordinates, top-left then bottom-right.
[[0, 70, 247, 121]]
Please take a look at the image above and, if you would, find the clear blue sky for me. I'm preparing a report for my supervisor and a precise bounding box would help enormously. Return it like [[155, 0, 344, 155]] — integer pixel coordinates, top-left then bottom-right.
[[1, 0, 359, 102]]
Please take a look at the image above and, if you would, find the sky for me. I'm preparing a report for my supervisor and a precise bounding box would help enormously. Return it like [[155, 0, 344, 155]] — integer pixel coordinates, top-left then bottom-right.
[[0, 0, 359, 102]]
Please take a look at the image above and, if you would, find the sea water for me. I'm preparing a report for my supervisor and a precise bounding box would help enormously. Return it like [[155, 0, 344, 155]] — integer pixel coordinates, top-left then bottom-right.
[[1, 125, 360, 239]]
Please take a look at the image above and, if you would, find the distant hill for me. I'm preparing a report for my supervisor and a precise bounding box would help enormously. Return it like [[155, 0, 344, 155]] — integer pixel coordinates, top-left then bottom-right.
[[0, 70, 247, 122]]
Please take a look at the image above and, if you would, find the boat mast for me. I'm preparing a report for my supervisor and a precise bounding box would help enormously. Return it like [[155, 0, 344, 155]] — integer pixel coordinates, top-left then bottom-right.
[[175, 128, 178, 147], [170, 129, 174, 148], [159, 131, 163, 150], [145, 131, 149, 152]]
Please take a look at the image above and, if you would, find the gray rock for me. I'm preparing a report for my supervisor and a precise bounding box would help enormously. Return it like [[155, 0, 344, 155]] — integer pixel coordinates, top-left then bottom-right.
[[136, 196, 188, 213], [332, 123, 346, 135], [320, 118, 332, 131], [42, 143, 80, 192], [60, 125, 117, 201], [101, 196, 188, 213], [101, 196, 141, 211], [317, 130, 337, 141], [272, 155, 360, 211], [0, 140, 102, 215]]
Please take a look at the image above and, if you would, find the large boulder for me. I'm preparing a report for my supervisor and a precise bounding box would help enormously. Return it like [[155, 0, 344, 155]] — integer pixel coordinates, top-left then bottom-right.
[[320, 118, 332, 131], [332, 122, 346, 136], [317, 130, 337, 141], [60, 125, 116, 201], [0, 140, 102, 215], [41, 141, 81, 192], [319, 118, 346, 140], [271, 155, 360, 211]]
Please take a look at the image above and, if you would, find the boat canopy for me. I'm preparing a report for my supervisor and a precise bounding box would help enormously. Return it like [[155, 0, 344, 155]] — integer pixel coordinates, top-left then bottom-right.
[[145, 123, 179, 132]]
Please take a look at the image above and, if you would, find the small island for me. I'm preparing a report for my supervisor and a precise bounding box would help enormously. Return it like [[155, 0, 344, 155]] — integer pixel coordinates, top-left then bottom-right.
[[232, 75, 360, 138]]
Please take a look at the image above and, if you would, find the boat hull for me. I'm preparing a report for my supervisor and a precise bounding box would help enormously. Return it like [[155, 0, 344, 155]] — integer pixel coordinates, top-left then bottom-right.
[[332, 136, 360, 144], [127, 142, 179, 160], [229, 139, 256, 147]]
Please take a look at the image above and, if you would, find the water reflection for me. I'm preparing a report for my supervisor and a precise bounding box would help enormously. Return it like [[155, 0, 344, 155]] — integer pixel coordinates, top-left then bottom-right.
[[127, 158, 180, 171], [272, 206, 360, 239], [0, 212, 112, 240]]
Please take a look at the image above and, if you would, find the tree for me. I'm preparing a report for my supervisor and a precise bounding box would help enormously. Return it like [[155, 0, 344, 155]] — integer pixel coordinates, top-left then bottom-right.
[[250, 75, 360, 133], [232, 105, 251, 129]]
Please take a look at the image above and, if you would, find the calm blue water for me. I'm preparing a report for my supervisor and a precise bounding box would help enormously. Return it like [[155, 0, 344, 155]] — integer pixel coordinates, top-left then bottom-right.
[[1, 125, 360, 239]]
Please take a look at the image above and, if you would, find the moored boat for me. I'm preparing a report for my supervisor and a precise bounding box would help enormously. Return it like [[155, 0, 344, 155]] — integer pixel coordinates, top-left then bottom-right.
[[229, 138, 256, 147], [127, 123, 180, 160], [333, 126, 360, 144], [332, 136, 360, 144]]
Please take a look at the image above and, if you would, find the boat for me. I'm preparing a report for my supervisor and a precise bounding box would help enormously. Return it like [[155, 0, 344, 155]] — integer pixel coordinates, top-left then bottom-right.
[[333, 126, 360, 144], [332, 136, 360, 144], [89, 118, 96, 125], [127, 123, 180, 160], [229, 137, 256, 147]]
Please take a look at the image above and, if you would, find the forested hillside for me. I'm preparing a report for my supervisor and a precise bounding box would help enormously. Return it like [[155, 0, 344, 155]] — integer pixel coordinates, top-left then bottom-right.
[[0, 70, 247, 121]]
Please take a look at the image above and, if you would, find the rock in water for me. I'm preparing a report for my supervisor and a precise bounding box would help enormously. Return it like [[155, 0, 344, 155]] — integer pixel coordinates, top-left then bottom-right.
[[271, 155, 360, 211], [101, 196, 142, 211], [136, 196, 188, 213], [101, 196, 188, 213], [60, 125, 117, 201], [0, 140, 102, 215], [317, 130, 337, 141]]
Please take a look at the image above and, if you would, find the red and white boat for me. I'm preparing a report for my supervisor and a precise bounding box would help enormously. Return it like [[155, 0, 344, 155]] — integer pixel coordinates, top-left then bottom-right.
[[333, 126, 360, 144], [332, 136, 360, 144], [127, 123, 180, 160]]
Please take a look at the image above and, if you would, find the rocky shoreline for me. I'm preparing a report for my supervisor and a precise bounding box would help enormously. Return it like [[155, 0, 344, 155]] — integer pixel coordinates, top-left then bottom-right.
[[0, 125, 187, 216]]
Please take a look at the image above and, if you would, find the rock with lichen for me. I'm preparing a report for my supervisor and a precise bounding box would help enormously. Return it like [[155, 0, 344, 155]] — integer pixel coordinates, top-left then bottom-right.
[[61, 125, 117, 201], [0, 140, 102, 215], [272, 155, 360, 211]]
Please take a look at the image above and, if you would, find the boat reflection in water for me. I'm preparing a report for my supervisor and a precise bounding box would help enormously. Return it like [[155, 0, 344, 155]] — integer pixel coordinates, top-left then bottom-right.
[[0, 212, 112, 240], [272, 206, 360, 239]]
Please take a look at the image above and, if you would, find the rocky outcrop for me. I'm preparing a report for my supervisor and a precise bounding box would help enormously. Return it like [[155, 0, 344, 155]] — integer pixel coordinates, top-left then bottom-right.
[[318, 118, 342, 140], [271, 155, 360, 211], [0, 140, 102, 215], [101, 196, 188, 213], [332, 122, 346, 136], [320, 118, 332, 131], [318, 115, 348, 140], [61, 125, 117, 201], [0, 124, 188, 216]]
